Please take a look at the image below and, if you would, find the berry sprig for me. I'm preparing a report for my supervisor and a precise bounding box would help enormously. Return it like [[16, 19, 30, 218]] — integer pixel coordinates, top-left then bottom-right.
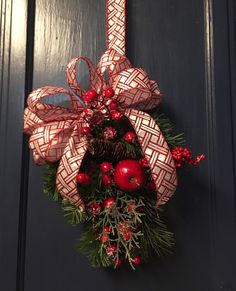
[[171, 146, 205, 168]]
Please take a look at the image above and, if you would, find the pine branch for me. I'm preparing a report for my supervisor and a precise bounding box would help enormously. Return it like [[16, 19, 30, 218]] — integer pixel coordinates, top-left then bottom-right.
[[62, 199, 87, 225], [43, 163, 61, 202]]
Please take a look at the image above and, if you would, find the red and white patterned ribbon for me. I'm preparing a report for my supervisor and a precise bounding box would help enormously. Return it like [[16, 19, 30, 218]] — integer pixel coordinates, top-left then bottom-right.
[[24, 0, 177, 209]]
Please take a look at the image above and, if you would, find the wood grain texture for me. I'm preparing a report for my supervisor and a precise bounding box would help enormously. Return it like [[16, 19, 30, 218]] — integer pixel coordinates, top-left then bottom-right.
[[0, 0, 236, 290]]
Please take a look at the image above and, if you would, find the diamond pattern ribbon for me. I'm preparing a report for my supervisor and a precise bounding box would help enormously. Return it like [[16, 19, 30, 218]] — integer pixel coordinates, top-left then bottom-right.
[[24, 0, 177, 209]]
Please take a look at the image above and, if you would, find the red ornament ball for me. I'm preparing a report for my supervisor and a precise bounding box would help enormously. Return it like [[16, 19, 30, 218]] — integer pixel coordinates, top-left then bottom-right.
[[105, 87, 115, 98], [133, 256, 141, 265], [100, 162, 113, 173], [87, 89, 98, 100], [104, 197, 116, 208], [125, 132, 136, 143], [111, 110, 122, 121], [102, 174, 113, 186], [76, 173, 91, 186], [114, 160, 146, 192], [109, 101, 118, 111], [79, 126, 91, 136]]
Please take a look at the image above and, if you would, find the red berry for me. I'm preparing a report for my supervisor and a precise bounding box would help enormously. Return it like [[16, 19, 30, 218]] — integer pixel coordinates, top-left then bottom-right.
[[104, 226, 110, 233], [111, 110, 122, 121], [83, 107, 93, 116], [79, 126, 91, 136], [76, 173, 91, 185], [87, 89, 98, 100], [125, 132, 136, 143], [100, 162, 113, 173], [133, 256, 141, 265], [104, 197, 115, 208], [100, 233, 108, 244], [105, 87, 115, 98], [102, 174, 113, 186], [83, 95, 92, 103], [109, 101, 118, 111]]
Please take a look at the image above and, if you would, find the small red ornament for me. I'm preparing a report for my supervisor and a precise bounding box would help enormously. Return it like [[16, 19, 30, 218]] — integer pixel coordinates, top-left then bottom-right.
[[109, 101, 118, 111], [100, 233, 109, 244], [87, 89, 98, 100], [133, 256, 141, 265], [123, 230, 132, 241], [113, 258, 122, 267], [105, 87, 115, 98], [111, 110, 122, 121], [100, 162, 113, 173], [125, 132, 136, 143], [79, 126, 91, 136], [102, 126, 117, 140], [76, 173, 91, 186], [106, 244, 117, 256], [87, 201, 102, 216], [104, 197, 115, 208], [104, 226, 110, 233], [102, 174, 113, 186], [83, 95, 93, 103], [114, 160, 146, 192]]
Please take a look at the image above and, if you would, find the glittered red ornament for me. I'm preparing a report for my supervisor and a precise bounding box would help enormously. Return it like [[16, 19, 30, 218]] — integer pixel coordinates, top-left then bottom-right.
[[111, 110, 122, 121], [104, 197, 115, 208], [100, 162, 113, 173], [100, 233, 108, 244], [76, 173, 91, 185], [102, 174, 113, 186], [133, 256, 141, 265], [105, 87, 115, 98], [87, 201, 102, 216], [125, 132, 136, 143], [114, 160, 146, 192], [106, 244, 117, 256], [79, 126, 91, 136], [87, 89, 98, 100]]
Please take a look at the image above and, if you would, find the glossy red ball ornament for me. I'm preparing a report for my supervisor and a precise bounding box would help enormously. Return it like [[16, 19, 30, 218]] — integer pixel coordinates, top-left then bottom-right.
[[87, 89, 98, 100], [114, 160, 146, 192], [76, 173, 91, 186], [125, 132, 136, 143], [109, 101, 118, 111], [111, 110, 122, 121], [79, 126, 91, 136], [133, 256, 141, 265], [100, 162, 113, 173], [105, 87, 115, 98], [102, 174, 113, 186], [83, 95, 92, 103], [104, 197, 115, 208], [104, 226, 110, 233]]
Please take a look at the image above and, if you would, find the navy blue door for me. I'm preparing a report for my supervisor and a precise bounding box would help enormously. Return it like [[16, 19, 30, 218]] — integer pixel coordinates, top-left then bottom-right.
[[1, 0, 236, 290]]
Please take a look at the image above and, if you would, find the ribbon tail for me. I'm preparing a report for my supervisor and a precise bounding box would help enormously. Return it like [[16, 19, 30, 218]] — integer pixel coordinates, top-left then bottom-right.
[[124, 108, 177, 206], [56, 126, 88, 210]]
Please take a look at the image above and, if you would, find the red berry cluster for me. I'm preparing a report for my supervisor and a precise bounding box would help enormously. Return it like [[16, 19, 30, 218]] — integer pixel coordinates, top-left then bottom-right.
[[82, 88, 123, 126], [171, 147, 205, 168]]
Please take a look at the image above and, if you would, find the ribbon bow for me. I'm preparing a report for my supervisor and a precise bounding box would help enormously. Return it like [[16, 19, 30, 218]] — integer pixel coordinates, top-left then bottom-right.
[[24, 49, 177, 209]]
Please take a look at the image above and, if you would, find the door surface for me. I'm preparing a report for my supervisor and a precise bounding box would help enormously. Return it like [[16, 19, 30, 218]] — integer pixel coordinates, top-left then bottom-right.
[[1, 0, 236, 291]]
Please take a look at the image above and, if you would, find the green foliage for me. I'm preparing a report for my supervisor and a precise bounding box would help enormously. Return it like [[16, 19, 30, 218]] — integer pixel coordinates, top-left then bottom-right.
[[62, 199, 87, 225], [43, 163, 61, 202], [151, 110, 185, 148]]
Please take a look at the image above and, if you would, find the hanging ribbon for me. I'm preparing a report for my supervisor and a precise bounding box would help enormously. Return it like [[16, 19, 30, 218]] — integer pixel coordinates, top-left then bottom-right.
[[24, 0, 177, 209]]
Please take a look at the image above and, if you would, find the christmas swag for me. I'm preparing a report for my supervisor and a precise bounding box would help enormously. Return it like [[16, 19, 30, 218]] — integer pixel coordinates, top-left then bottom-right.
[[24, 0, 204, 269]]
